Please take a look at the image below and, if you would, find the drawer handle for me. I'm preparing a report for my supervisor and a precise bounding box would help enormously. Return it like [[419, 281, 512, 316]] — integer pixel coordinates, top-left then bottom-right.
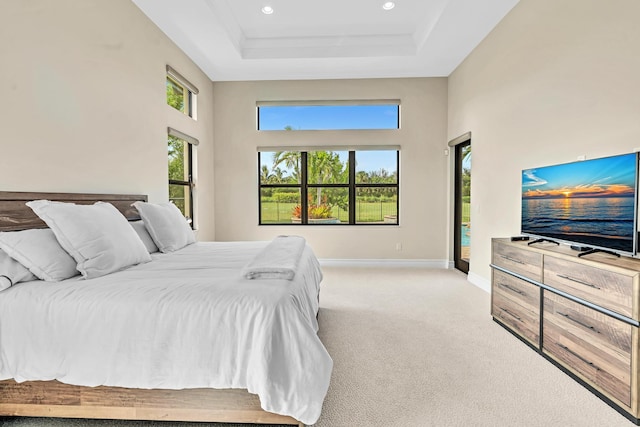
[[499, 307, 522, 322], [500, 254, 525, 265], [559, 345, 601, 371], [556, 274, 601, 290], [498, 282, 526, 296], [557, 311, 600, 334]]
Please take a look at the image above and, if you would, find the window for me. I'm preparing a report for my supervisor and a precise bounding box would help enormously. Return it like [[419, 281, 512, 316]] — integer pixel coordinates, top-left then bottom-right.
[[166, 65, 198, 119], [259, 149, 398, 225], [168, 128, 197, 226], [355, 151, 399, 224], [257, 101, 400, 130]]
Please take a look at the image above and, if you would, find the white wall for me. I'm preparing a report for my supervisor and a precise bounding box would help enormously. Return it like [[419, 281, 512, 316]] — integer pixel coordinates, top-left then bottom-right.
[[448, 0, 640, 282], [0, 0, 215, 240], [212, 78, 449, 261]]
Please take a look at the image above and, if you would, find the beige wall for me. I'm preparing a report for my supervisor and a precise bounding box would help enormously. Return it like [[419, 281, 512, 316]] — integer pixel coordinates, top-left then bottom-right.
[[212, 78, 449, 261], [448, 0, 640, 285], [0, 0, 215, 240]]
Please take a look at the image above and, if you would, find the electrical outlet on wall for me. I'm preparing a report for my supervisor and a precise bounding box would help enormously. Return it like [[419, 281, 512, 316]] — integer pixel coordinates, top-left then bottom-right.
[[395, 243, 402, 251]]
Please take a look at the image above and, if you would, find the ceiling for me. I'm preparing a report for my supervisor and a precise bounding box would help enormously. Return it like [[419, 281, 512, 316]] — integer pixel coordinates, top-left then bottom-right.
[[131, 0, 520, 82]]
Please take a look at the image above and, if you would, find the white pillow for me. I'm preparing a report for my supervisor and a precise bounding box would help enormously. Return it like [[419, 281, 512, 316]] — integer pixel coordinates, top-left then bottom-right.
[[130, 220, 159, 253], [0, 229, 78, 282], [0, 248, 38, 291], [27, 200, 152, 279], [132, 201, 195, 253]]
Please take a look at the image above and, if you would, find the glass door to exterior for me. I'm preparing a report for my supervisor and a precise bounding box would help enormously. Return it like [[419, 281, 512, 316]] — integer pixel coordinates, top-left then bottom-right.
[[454, 140, 471, 273]]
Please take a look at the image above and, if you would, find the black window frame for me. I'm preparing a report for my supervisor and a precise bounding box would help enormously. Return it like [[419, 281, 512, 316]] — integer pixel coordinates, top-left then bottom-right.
[[258, 150, 399, 226], [256, 103, 401, 131], [168, 131, 195, 228]]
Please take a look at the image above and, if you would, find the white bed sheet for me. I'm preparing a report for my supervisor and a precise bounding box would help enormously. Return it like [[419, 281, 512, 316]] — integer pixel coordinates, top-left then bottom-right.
[[0, 241, 332, 425]]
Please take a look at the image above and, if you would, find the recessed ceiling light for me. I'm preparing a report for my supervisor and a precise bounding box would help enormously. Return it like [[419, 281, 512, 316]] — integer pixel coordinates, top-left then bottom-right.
[[382, 2, 395, 10], [261, 6, 274, 15]]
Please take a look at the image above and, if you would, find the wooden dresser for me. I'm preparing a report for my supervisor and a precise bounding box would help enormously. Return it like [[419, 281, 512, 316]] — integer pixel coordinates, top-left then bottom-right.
[[491, 238, 640, 423]]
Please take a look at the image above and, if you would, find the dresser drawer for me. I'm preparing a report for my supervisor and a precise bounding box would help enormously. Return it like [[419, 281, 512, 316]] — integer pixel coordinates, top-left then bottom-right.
[[543, 292, 632, 407], [493, 241, 543, 282], [544, 256, 634, 318], [492, 270, 540, 346]]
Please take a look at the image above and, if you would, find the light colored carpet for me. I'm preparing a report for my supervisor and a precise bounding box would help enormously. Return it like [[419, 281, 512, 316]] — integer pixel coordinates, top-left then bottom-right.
[[1, 266, 633, 427]]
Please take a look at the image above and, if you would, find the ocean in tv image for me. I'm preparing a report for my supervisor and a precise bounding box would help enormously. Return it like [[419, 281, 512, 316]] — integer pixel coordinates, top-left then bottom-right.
[[522, 153, 638, 253]]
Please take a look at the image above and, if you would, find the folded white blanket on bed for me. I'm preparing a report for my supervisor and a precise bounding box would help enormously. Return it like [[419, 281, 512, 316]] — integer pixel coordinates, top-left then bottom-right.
[[242, 235, 306, 280]]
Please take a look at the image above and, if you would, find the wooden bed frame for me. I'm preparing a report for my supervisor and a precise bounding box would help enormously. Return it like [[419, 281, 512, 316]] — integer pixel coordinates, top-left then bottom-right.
[[0, 191, 305, 426]]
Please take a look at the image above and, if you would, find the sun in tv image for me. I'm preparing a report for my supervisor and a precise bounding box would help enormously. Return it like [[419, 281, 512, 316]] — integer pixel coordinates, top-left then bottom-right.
[[522, 153, 638, 253]]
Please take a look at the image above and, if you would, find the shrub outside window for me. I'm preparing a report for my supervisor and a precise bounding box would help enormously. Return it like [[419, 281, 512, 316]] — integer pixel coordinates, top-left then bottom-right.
[[259, 149, 398, 225]]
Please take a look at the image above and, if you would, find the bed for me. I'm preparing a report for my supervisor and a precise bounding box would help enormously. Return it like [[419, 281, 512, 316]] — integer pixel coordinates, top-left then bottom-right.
[[0, 191, 332, 426]]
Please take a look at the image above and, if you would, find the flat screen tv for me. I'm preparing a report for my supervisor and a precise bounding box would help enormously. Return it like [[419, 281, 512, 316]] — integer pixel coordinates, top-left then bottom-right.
[[521, 152, 638, 255]]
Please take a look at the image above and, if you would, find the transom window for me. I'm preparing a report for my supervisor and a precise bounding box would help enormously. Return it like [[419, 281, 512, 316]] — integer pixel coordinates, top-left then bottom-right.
[[257, 101, 400, 130], [259, 149, 399, 225]]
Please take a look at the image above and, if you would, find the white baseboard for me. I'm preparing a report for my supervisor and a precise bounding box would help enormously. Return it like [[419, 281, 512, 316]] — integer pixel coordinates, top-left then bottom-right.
[[319, 259, 449, 269], [468, 272, 491, 293]]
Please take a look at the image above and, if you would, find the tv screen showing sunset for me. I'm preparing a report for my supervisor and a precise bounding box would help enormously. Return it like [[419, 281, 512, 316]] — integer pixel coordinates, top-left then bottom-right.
[[521, 153, 637, 253]]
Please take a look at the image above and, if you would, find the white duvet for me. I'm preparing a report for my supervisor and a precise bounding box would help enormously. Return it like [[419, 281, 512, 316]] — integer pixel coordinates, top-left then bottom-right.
[[0, 241, 332, 425]]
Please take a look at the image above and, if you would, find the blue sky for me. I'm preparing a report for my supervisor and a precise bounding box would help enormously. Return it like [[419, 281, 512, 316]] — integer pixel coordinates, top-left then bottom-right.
[[258, 105, 399, 130], [522, 153, 637, 198]]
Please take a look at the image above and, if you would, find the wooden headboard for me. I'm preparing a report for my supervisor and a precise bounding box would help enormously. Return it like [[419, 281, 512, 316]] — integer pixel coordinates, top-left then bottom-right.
[[0, 191, 147, 232]]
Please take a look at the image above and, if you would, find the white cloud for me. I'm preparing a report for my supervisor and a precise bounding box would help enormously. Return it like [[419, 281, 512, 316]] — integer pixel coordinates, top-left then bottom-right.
[[522, 170, 547, 187]]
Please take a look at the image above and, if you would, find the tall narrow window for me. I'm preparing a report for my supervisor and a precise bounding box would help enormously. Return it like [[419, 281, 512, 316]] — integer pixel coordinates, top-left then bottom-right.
[[452, 135, 471, 274], [168, 128, 197, 226], [259, 151, 301, 224], [355, 150, 399, 224], [166, 65, 198, 119], [306, 150, 349, 223]]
